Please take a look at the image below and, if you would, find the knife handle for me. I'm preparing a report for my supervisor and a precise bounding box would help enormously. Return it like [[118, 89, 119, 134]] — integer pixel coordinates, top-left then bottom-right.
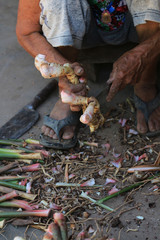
[[29, 79, 58, 109]]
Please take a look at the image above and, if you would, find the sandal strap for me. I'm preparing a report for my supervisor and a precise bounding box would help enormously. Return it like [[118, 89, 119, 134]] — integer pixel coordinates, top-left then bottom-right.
[[134, 92, 160, 122], [43, 112, 80, 141]]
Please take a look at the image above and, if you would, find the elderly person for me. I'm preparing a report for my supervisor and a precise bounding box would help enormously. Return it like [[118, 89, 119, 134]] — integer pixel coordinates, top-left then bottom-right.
[[16, 0, 160, 149]]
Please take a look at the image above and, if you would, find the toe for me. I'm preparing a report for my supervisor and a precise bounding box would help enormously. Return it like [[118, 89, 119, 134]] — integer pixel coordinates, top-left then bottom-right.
[[136, 110, 148, 134], [62, 126, 75, 139], [148, 107, 160, 132], [48, 129, 55, 138], [148, 119, 156, 132], [41, 125, 46, 133], [44, 127, 50, 136]]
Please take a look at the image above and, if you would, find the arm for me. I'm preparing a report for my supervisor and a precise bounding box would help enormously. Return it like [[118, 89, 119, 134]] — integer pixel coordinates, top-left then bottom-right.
[[106, 30, 160, 101], [16, 0, 69, 64], [16, 0, 86, 112]]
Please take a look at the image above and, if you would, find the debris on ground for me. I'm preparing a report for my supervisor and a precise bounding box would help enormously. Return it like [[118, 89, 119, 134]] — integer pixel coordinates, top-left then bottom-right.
[[0, 98, 160, 239]]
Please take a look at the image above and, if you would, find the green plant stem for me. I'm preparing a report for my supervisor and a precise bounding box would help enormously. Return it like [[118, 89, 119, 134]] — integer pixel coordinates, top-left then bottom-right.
[[80, 191, 113, 211], [25, 139, 40, 144], [0, 152, 42, 160], [0, 209, 51, 218], [98, 174, 160, 204], [0, 180, 26, 191], [0, 176, 28, 181]]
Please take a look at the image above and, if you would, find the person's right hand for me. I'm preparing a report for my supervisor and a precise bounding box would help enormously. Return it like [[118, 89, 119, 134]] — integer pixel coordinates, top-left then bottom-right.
[[59, 62, 87, 111]]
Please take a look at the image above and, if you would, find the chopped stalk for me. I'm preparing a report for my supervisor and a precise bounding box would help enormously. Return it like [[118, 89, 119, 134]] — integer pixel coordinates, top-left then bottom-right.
[[45, 222, 62, 240], [55, 182, 103, 187], [43, 232, 53, 240], [0, 139, 23, 147], [128, 165, 160, 172], [82, 141, 98, 147], [0, 200, 35, 210], [7, 163, 41, 173], [0, 152, 43, 160], [97, 182, 145, 204], [80, 191, 113, 212], [0, 219, 6, 229], [64, 164, 69, 183], [0, 180, 26, 191], [0, 148, 23, 153], [0, 176, 28, 181], [0, 186, 37, 200], [0, 191, 18, 203], [0, 209, 51, 218], [54, 213, 68, 240], [0, 162, 18, 174], [25, 139, 41, 145]]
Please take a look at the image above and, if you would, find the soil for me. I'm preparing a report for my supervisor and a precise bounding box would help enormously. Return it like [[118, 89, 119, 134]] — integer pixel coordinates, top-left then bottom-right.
[[0, 1, 160, 240]]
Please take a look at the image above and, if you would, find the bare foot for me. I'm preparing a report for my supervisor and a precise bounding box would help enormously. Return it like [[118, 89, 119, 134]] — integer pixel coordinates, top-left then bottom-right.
[[41, 99, 75, 139], [134, 85, 160, 134]]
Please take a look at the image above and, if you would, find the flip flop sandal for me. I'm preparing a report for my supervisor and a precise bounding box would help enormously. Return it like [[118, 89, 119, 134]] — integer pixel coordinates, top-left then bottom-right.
[[134, 92, 160, 137], [40, 111, 81, 150]]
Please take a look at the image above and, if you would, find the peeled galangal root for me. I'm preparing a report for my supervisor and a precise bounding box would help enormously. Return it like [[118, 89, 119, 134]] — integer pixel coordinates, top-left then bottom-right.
[[35, 54, 105, 132], [35, 54, 79, 84], [61, 91, 104, 132]]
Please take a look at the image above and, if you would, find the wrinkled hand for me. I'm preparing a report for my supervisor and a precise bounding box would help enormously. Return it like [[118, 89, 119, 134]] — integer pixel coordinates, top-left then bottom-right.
[[59, 62, 87, 111], [106, 47, 146, 102]]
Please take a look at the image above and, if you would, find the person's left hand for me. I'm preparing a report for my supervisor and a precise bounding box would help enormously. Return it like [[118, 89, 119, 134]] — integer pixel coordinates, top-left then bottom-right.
[[106, 46, 146, 101]]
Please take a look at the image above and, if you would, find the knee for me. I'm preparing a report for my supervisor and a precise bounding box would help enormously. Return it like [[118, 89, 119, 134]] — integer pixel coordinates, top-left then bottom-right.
[[136, 21, 160, 42]]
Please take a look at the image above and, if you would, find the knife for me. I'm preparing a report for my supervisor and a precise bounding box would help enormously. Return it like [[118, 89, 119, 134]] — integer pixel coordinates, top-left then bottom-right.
[[0, 79, 58, 139]]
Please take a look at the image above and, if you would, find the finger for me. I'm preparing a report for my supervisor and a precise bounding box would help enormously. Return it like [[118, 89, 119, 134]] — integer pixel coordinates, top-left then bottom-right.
[[74, 88, 87, 96], [71, 62, 84, 76], [106, 79, 122, 102], [107, 65, 120, 84], [59, 77, 86, 93], [70, 83, 86, 93], [74, 65, 84, 76], [70, 105, 82, 112]]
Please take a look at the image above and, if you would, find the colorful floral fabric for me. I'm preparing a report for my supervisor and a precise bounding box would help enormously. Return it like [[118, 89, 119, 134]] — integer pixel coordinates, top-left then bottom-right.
[[88, 0, 128, 31]]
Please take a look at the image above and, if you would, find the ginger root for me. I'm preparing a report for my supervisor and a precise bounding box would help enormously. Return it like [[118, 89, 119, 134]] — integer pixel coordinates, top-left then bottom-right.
[[35, 54, 105, 132]]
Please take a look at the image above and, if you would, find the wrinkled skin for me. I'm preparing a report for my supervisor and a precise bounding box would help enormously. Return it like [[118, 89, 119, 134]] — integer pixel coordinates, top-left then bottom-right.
[[107, 31, 160, 101]]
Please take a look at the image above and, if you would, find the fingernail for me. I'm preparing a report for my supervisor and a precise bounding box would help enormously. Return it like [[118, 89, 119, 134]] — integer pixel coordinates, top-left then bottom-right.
[[79, 77, 85, 83], [77, 68, 83, 74]]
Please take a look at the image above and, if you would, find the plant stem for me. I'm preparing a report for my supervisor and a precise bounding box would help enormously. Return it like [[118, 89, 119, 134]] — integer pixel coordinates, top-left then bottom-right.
[[0, 176, 28, 181], [0, 152, 43, 160], [0, 191, 18, 203], [55, 182, 103, 187], [0, 200, 34, 210], [97, 182, 144, 204], [0, 186, 37, 200], [54, 213, 68, 240], [7, 163, 41, 173], [25, 139, 40, 145], [0, 162, 18, 174], [80, 191, 113, 211], [0, 180, 26, 191], [0, 209, 51, 218]]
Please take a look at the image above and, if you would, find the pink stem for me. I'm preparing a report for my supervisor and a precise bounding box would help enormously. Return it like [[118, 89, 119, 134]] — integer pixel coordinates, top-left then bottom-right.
[[0, 200, 36, 210], [0, 190, 18, 203], [7, 163, 41, 173], [54, 213, 68, 240], [42, 232, 53, 240]]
